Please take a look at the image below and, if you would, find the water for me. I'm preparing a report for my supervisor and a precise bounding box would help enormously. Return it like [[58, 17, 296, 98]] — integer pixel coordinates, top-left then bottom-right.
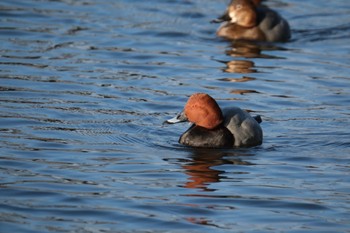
[[1, 0, 350, 232]]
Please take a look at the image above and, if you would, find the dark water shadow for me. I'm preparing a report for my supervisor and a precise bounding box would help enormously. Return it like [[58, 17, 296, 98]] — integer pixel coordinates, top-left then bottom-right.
[[290, 21, 350, 43]]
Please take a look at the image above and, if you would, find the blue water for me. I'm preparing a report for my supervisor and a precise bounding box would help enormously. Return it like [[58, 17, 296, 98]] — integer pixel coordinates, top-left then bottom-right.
[[1, 0, 350, 232]]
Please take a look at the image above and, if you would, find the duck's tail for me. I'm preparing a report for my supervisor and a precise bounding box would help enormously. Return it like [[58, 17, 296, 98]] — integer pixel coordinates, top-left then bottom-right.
[[254, 115, 262, 124]]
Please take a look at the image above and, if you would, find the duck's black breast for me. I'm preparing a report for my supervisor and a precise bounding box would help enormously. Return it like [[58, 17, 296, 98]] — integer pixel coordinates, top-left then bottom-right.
[[179, 125, 234, 148]]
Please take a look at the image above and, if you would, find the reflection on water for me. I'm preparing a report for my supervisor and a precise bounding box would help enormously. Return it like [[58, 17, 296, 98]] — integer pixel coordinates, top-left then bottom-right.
[[181, 149, 253, 191], [225, 41, 286, 59], [224, 60, 256, 74], [219, 76, 256, 82], [1, 0, 350, 232]]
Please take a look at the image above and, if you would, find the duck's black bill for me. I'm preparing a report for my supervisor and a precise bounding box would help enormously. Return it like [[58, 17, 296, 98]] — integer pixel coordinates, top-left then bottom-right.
[[210, 12, 231, 23], [164, 111, 188, 124]]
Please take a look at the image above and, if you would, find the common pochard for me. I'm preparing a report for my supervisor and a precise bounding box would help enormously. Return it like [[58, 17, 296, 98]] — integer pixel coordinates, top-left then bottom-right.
[[213, 0, 291, 42], [166, 93, 263, 148]]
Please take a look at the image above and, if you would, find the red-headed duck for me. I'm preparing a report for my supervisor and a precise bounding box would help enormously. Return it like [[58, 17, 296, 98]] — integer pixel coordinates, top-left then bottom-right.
[[212, 0, 291, 42], [166, 93, 263, 148]]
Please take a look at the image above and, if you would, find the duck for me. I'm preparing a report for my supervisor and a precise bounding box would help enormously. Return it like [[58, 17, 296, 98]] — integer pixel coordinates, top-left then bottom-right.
[[166, 93, 263, 148], [212, 0, 291, 42]]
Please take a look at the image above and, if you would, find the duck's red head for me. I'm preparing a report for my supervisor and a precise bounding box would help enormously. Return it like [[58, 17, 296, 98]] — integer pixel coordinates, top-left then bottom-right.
[[227, 0, 257, 28], [184, 93, 223, 130]]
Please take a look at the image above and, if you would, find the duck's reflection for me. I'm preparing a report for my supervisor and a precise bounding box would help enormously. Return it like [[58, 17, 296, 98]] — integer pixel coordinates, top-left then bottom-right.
[[217, 41, 288, 96], [214, 42, 261, 82], [181, 149, 253, 191], [226, 41, 263, 59], [226, 41, 285, 60], [224, 60, 256, 73]]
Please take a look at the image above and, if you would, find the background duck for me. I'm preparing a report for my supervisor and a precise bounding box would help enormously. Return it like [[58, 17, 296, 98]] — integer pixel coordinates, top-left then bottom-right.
[[213, 0, 291, 42]]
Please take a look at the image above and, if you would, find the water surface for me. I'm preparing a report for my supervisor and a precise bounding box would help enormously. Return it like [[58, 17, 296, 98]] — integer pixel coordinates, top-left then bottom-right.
[[1, 0, 350, 232]]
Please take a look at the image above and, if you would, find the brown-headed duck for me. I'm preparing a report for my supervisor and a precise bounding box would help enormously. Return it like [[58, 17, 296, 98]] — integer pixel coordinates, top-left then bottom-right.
[[213, 0, 291, 42], [166, 93, 263, 148]]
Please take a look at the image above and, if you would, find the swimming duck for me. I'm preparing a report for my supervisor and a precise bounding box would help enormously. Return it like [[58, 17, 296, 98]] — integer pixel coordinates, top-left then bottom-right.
[[213, 0, 291, 42], [166, 93, 263, 148]]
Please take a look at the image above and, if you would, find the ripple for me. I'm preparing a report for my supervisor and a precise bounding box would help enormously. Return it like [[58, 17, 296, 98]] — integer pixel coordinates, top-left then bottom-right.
[[1, 0, 350, 232]]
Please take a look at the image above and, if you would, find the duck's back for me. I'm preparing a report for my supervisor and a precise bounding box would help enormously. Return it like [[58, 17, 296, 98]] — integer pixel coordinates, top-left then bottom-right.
[[222, 107, 263, 147], [256, 7, 291, 42]]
